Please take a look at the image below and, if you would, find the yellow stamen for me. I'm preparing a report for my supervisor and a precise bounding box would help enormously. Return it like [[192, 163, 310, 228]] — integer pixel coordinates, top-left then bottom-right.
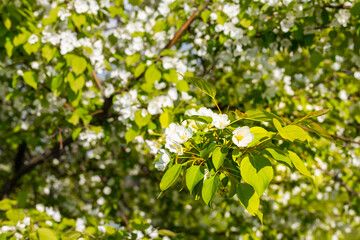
[[236, 134, 244, 141]]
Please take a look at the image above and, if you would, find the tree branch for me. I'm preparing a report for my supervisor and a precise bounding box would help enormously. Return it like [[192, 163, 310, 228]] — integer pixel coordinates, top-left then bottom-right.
[[161, 1, 210, 52]]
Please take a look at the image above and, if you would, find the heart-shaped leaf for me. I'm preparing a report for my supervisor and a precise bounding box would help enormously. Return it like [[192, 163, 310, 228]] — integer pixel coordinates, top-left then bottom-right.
[[240, 155, 273, 197], [186, 165, 204, 195]]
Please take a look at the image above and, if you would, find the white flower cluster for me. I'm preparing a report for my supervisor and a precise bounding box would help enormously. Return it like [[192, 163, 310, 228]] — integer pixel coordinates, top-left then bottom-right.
[[0, 217, 30, 239], [147, 94, 174, 115], [73, 0, 100, 15], [113, 90, 139, 123], [185, 107, 230, 130], [79, 129, 105, 147], [164, 123, 193, 155], [154, 149, 171, 171], [334, 9, 351, 27]]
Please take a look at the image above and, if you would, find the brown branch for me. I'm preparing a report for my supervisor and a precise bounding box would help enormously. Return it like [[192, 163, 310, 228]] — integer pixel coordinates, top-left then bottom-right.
[[92, 70, 104, 93], [161, 1, 210, 52], [1, 91, 115, 199], [314, 162, 360, 197]]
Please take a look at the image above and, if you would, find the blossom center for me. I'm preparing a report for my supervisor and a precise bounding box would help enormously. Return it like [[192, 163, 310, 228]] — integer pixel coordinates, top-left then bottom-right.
[[235, 134, 244, 141]]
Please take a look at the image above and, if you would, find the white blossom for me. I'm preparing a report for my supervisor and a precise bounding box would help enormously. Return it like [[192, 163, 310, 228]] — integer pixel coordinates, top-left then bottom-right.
[[28, 34, 39, 44], [212, 113, 230, 129], [154, 149, 171, 171], [232, 126, 254, 147]]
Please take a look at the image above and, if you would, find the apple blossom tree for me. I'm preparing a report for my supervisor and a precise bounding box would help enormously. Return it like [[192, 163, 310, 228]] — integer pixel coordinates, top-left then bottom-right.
[[0, 0, 360, 239]]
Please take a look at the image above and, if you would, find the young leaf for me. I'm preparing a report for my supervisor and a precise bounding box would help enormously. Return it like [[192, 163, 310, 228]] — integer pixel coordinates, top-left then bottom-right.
[[37, 228, 58, 240], [212, 147, 228, 171], [186, 165, 205, 195], [264, 148, 293, 168], [71, 56, 87, 76], [145, 64, 161, 84], [159, 111, 173, 128], [273, 119, 307, 142], [236, 183, 260, 216], [240, 155, 273, 197], [134, 110, 151, 128], [200, 142, 217, 159], [202, 175, 219, 206], [245, 109, 283, 123], [160, 164, 182, 191], [306, 122, 333, 140], [287, 151, 313, 180], [23, 71, 38, 90], [297, 109, 330, 122], [184, 76, 216, 98]]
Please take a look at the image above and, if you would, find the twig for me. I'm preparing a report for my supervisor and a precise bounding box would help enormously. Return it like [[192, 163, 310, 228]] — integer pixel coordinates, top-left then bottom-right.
[[161, 1, 210, 52], [282, 118, 360, 145], [314, 162, 360, 197], [92, 70, 104, 94]]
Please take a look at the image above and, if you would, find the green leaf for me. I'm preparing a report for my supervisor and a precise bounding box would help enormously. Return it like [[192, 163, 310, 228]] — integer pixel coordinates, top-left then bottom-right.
[[297, 109, 330, 122], [212, 147, 228, 171], [306, 122, 333, 140], [153, 20, 166, 33], [129, 219, 150, 231], [201, 10, 211, 23], [237, 183, 259, 216], [37, 228, 58, 240], [125, 126, 138, 143], [310, 51, 322, 69], [4, 17, 11, 30], [23, 71, 38, 89], [71, 56, 87, 76], [200, 142, 217, 159], [184, 76, 216, 98], [247, 127, 273, 148], [202, 175, 219, 206], [62, 231, 81, 239], [245, 109, 282, 123], [164, 69, 178, 83], [240, 155, 273, 197], [134, 63, 146, 78], [51, 75, 63, 94], [23, 41, 40, 54], [160, 164, 182, 191], [145, 64, 161, 84], [126, 53, 140, 66], [158, 229, 177, 236], [176, 80, 189, 92], [69, 74, 85, 93], [183, 115, 212, 124], [5, 37, 14, 57], [13, 32, 29, 46], [287, 151, 313, 179], [71, 14, 86, 29], [186, 165, 205, 195], [6, 209, 25, 223], [42, 45, 57, 62], [159, 111, 173, 128], [72, 128, 82, 140], [227, 178, 237, 198], [264, 148, 293, 168], [240, 18, 251, 28], [273, 118, 307, 142], [351, 2, 360, 16], [43, 7, 60, 25], [134, 110, 151, 128]]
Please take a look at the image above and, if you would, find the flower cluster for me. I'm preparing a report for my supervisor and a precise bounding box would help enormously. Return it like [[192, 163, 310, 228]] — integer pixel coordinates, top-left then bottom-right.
[[164, 123, 193, 155]]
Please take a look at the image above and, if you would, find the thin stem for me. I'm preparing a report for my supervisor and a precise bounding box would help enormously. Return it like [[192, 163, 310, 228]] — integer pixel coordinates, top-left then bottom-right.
[[212, 97, 222, 114]]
